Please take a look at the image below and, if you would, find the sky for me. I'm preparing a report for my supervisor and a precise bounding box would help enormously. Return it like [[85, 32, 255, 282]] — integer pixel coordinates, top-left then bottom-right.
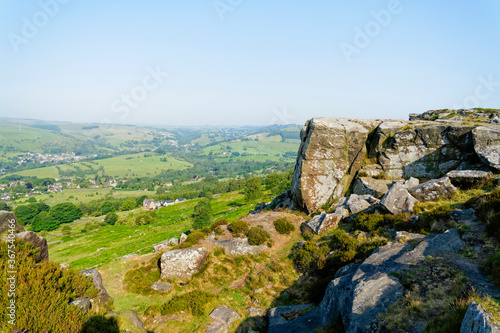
[[0, 1, 499, 127]]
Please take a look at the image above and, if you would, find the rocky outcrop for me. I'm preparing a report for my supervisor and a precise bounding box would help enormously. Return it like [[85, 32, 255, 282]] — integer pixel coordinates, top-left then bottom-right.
[[380, 183, 418, 215], [460, 302, 500, 333], [69, 297, 92, 312], [273, 229, 465, 332], [268, 304, 316, 333], [80, 269, 113, 313], [160, 247, 209, 280], [408, 177, 457, 202], [301, 212, 341, 235], [291, 118, 381, 213], [289, 113, 496, 213], [15, 231, 48, 262], [472, 126, 500, 171], [206, 305, 241, 333], [447, 170, 493, 189], [215, 238, 267, 256], [107, 311, 147, 333], [346, 194, 379, 214]]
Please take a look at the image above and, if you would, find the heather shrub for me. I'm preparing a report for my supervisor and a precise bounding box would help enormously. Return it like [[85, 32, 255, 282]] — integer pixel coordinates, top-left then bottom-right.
[[483, 251, 500, 284], [274, 218, 296, 234], [124, 255, 161, 295], [228, 220, 249, 236], [179, 231, 206, 249], [0, 240, 115, 332], [147, 290, 215, 317], [211, 219, 228, 230], [135, 213, 153, 226], [247, 226, 271, 245], [105, 212, 118, 225]]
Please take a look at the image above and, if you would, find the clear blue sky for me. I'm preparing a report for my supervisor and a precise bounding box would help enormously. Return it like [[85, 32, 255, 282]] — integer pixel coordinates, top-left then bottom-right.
[[0, 1, 499, 126]]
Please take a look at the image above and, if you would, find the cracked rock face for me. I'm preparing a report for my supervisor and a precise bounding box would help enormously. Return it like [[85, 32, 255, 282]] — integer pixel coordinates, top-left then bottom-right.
[[291, 118, 381, 213], [160, 247, 209, 280], [472, 126, 500, 171]]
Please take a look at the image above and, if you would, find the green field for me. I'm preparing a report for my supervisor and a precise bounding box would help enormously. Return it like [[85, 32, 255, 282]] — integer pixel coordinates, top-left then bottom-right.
[[6, 152, 192, 179]]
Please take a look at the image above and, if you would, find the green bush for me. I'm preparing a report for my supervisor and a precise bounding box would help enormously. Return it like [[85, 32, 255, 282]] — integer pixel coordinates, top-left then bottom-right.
[[247, 226, 271, 245], [123, 256, 161, 295], [100, 202, 115, 215], [228, 220, 249, 236], [273, 218, 296, 234], [31, 211, 59, 232], [151, 290, 215, 317], [193, 198, 212, 229], [120, 200, 136, 211], [352, 213, 384, 232], [292, 241, 330, 273], [104, 212, 118, 225], [50, 202, 82, 224], [214, 226, 224, 235], [135, 213, 153, 226], [0, 240, 101, 332], [211, 219, 228, 230], [180, 231, 207, 248]]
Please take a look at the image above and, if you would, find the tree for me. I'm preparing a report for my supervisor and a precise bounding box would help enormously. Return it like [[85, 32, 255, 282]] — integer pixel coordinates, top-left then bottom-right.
[[136, 195, 147, 207], [27, 197, 37, 203], [245, 177, 262, 202], [193, 198, 212, 229], [100, 202, 115, 215], [0, 202, 11, 211], [120, 200, 135, 211], [105, 212, 118, 225], [31, 211, 59, 232], [14, 203, 50, 226], [49, 203, 82, 224]]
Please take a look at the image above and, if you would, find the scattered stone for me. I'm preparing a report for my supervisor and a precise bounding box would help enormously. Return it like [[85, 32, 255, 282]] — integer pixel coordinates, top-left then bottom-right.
[[69, 297, 91, 312], [58, 263, 71, 270], [246, 307, 264, 317], [215, 238, 267, 256], [447, 170, 493, 189], [404, 177, 420, 189], [301, 212, 341, 235], [380, 183, 418, 215], [409, 177, 457, 201], [352, 177, 395, 198], [206, 305, 241, 333], [472, 126, 500, 171], [358, 164, 385, 178], [106, 310, 147, 333], [297, 241, 306, 250], [122, 254, 138, 260], [153, 241, 171, 252], [332, 197, 350, 218], [460, 302, 500, 333], [179, 233, 188, 244], [168, 237, 179, 246], [346, 194, 379, 214], [15, 231, 48, 262], [160, 247, 209, 280], [151, 282, 172, 292]]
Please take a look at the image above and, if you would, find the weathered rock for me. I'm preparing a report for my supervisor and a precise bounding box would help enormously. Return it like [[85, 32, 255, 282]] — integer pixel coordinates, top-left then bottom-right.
[[275, 229, 465, 332], [368, 120, 407, 158], [346, 194, 379, 214], [0, 210, 24, 235], [460, 302, 500, 333], [409, 177, 457, 201], [58, 263, 71, 270], [160, 247, 209, 280], [380, 183, 418, 215], [168, 237, 179, 246], [80, 269, 113, 313], [404, 177, 420, 189], [352, 177, 394, 198], [179, 233, 188, 244], [107, 310, 147, 333], [447, 170, 493, 189], [358, 164, 385, 178], [246, 307, 264, 317], [15, 231, 48, 262], [268, 304, 317, 333], [301, 212, 341, 235], [206, 305, 241, 333], [472, 126, 500, 171], [291, 118, 381, 213], [215, 238, 267, 256], [151, 282, 172, 292], [378, 125, 480, 179], [333, 197, 350, 218], [153, 241, 171, 252], [69, 297, 91, 312]]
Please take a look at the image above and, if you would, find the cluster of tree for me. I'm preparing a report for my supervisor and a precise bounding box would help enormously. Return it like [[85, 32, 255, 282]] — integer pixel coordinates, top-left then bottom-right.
[[14, 202, 82, 231], [79, 196, 141, 217]]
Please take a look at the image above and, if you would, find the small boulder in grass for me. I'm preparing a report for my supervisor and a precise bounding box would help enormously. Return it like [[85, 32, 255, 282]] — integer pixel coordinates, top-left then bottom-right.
[[151, 282, 172, 293]]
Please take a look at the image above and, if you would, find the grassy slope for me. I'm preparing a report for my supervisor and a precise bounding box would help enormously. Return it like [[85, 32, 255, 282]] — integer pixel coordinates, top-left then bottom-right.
[[46, 190, 266, 270]]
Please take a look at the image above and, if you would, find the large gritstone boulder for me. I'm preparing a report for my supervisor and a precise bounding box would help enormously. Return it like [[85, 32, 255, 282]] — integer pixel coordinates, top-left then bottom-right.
[[291, 118, 380, 213], [472, 126, 500, 171], [160, 247, 209, 280], [408, 177, 457, 202]]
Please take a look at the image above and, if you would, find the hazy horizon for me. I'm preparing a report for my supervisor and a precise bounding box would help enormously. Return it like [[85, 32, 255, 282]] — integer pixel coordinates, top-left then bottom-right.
[[1, 1, 499, 126]]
